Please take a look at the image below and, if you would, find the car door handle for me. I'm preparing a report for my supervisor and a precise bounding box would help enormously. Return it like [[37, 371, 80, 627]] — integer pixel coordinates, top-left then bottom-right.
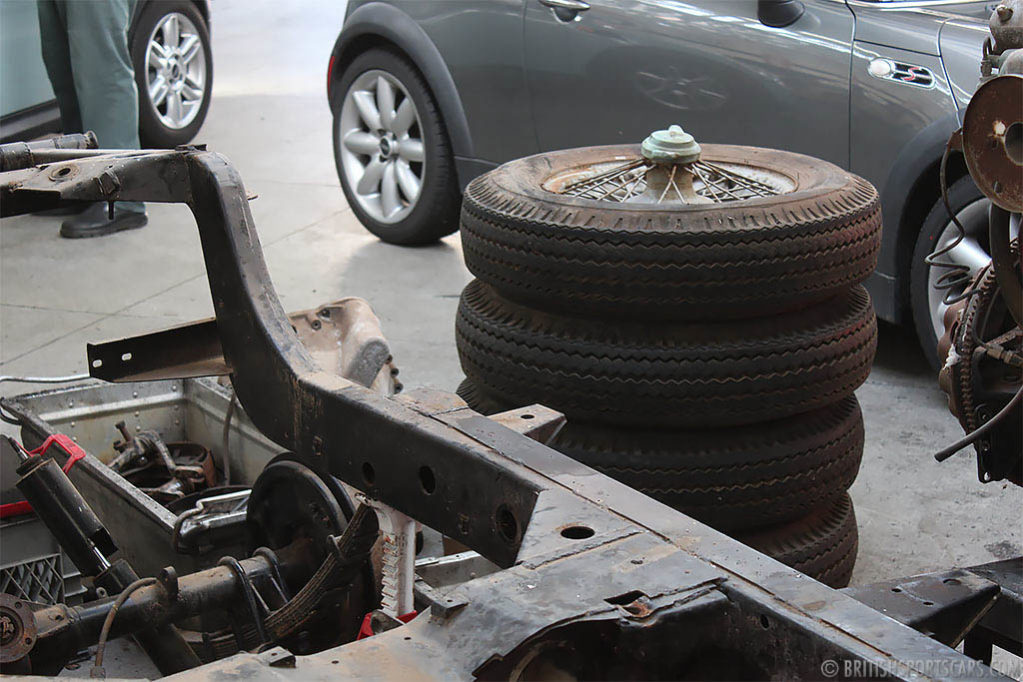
[[539, 0, 591, 13]]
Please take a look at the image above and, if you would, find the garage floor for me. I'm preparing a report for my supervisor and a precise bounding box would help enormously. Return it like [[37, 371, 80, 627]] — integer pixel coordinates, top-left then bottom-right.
[[1, 0, 1020, 636]]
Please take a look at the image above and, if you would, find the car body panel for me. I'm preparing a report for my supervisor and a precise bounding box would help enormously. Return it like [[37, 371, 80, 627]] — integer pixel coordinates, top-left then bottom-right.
[[332, 0, 992, 324], [523, 0, 854, 168], [331, 1, 517, 188], [940, 18, 991, 109], [850, 43, 957, 280]]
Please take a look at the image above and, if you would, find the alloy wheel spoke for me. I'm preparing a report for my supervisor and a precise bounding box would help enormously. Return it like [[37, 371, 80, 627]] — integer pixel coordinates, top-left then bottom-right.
[[181, 81, 203, 103], [183, 71, 204, 91], [377, 76, 396, 131], [149, 76, 169, 107], [392, 99, 415, 135], [395, 160, 421, 201], [164, 14, 180, 49], [946, 237, 990, 273], [148, 41, 168, 69], [166, 90, 184, 124], [380, 161, 400, 216], [352, 90, 382, 131], [343, 131, 380, 156], [179, 35, 201, 66], [357, 158, 386, 195], [398, 138, 424, 163]]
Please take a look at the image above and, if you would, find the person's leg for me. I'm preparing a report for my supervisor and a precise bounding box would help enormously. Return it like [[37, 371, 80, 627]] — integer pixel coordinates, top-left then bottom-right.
[[59, 0, 146, 237], [36, 0, 82, 135], [64, 0, 139, 152]]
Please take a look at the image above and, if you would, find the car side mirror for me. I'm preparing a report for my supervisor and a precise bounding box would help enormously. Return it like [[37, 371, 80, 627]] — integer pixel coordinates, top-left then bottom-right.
[[758, 0, 805, 28]]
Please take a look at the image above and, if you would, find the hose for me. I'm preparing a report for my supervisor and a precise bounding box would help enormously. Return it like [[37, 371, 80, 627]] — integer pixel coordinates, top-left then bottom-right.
[[934, 385, 1023, 462], [0, 373, 91, 385], [218, 556, 269, 644], [92, 577, 158, 678], [925, 135, 984, 306], [0, 374, 93, 425]]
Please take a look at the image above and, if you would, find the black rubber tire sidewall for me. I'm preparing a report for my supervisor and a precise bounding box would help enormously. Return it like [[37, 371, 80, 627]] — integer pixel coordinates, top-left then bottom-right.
[[456, 280, 877, 428], [458, 380, 864, 532], [331, 48, 460, 245], [461, 144, 881, 319], [910, 176, 987, 370], [736, 493, 858, 588], [131, 1, 213, 148]]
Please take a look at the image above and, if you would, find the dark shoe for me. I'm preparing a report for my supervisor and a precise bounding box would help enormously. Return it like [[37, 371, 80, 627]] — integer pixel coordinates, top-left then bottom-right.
[[60, 203, 147, 239]]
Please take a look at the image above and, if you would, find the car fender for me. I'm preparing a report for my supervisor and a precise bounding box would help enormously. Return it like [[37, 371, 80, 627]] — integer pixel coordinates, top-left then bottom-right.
[[327, 2, 473, 162], [874, 111, 963, 320]]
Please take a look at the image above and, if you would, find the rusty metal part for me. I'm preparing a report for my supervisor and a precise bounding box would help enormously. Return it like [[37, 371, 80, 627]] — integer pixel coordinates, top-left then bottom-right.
[[0, 594, 36, 665], [0, 133, 97, 173], [481, 404, 565, 444], [2, 143, 1015, 679], [85, 298, 397, 393], [990, 1, 1023, 54], [938, 243, 1022, 484], [110, 424, 215, 504], [962, 74, 1023, 212], [22, 541, 314, 670]]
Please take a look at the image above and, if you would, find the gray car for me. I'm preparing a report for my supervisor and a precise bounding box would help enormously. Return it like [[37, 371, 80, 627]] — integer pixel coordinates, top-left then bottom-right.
[[326, 0, 1002, 366]]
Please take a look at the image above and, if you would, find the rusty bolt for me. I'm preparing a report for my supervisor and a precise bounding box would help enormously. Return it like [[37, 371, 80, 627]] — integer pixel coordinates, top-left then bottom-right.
[[96, 170, 120, 196], [0, 614, 16, 645], [996, 4, 1013, 21]]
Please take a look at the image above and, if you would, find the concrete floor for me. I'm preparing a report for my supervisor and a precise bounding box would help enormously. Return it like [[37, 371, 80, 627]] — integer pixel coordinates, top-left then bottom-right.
[[1, 0, 1021, 676]]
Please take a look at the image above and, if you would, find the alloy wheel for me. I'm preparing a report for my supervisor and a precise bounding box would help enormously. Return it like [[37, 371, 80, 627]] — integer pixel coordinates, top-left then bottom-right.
[[337, 70, 425, 224], [144, 12, 208, 130]]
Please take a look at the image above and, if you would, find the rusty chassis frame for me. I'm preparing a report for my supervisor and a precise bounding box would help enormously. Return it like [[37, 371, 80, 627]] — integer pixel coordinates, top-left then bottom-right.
[[0, 143, 1017, 679]]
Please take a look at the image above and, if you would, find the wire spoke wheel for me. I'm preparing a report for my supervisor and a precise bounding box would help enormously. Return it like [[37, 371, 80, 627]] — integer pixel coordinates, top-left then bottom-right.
[[338, 70, 425, 224], [145, 12, 207, 130], [542, 157, 795, 204]]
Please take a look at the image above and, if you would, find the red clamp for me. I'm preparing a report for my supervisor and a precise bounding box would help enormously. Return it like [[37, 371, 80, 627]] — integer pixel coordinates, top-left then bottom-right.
[[356, 610, 417, 640], [35, 434, 88, 473], [0, 434, 88, 519]]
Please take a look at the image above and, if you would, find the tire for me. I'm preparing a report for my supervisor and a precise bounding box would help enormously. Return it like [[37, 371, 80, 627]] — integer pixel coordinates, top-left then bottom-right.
[[910, 177, 991, 370], [456, 280, 877, 428], [457, 380, 864, 532], [332, 48, 460, 245], [736, 493, 858, 588], [131, 1, 213, 148], [461, 144, 881, 320]]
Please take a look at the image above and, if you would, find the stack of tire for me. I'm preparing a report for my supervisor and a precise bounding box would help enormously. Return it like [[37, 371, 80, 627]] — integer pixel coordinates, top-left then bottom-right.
[[454, 143, 882, 588]]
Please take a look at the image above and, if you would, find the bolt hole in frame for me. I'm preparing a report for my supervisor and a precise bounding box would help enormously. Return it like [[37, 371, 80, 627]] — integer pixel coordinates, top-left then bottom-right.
[[495, 504, 519, 544], [418, 465, 435, 494], [560, 525, 595, 540]]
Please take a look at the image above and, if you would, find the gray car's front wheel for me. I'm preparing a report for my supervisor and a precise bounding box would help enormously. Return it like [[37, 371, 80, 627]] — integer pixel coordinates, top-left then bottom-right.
[[332, 49, 460, 245], [910, 177, 1003, 370]]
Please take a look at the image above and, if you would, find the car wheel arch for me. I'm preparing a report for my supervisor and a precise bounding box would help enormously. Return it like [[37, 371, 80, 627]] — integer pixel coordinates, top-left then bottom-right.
[[328, 3, 474, 168], [128, 0, 210, 40], [877, 112, 970, 321]]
